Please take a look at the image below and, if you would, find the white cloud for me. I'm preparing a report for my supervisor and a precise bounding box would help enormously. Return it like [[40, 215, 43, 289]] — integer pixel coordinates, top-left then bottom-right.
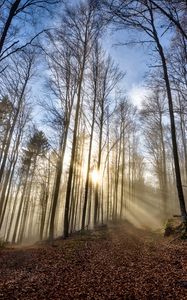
[[128, 85, 150, 108]]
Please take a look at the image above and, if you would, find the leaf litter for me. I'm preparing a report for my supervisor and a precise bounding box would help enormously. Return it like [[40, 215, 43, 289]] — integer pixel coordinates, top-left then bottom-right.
[[0, 222, 186, 299]]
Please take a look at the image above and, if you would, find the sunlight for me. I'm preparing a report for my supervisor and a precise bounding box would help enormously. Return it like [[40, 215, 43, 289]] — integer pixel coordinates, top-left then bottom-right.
[[128, 85, 150, 108], [91, 170, 100, 184], [124, 196, 162, 230]]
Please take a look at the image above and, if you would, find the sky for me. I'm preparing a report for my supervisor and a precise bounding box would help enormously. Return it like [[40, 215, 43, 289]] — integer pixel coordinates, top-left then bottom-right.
[[102, 28, 160, 182], [102, 29, 151, 108], [61, 0, 152, 108], [32, 0, 172, 122]]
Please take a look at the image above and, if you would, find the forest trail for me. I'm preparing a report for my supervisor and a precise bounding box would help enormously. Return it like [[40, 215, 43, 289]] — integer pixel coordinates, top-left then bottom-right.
[[0, 223, 187, 300]]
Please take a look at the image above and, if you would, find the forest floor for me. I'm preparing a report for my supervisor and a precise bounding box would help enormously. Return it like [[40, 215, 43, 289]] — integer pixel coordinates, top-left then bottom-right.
[[0, 222, 187, 300]]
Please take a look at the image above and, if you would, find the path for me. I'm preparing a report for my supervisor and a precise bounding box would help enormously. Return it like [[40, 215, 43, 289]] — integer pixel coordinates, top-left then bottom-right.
[[0, 223, 187, 299]]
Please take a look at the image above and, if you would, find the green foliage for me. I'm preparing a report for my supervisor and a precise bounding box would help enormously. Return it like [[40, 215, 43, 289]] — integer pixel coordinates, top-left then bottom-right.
[[180, 222, 187, 240], [21, 128, 49, 171], [27, 130, 49, 157]]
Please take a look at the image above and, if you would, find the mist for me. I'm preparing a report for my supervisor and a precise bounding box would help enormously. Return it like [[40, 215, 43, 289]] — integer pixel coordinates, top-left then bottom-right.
[[0, 0, 186, 246]]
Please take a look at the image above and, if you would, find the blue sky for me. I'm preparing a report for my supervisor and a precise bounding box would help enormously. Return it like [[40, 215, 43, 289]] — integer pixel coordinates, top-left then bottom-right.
[[103, 29, 150, 108], [32, 0, 172, 116], [65, 0, 150, 107]]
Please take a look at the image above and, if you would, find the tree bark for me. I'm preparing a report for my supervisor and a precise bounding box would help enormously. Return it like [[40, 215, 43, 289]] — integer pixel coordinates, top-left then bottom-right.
[[150, 12, 187, 222]]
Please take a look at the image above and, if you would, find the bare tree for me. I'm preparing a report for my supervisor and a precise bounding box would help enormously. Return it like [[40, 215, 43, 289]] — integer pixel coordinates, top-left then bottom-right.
[[141, 87, 169, 217], [93, 54, 123, 225], [42, 35, 77, 240], [102, 0, 187, 224], [61, 0, 103, 237], [0, 0, 62, 64], [149, 0, 187, 40]]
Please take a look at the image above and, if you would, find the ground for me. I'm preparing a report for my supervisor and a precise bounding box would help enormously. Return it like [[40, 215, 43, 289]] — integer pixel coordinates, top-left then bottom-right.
[[0, 223, 187, 300]]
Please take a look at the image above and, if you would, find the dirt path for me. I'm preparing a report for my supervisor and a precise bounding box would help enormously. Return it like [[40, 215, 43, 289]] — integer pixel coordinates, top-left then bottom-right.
[[0, 223, 187, 299]]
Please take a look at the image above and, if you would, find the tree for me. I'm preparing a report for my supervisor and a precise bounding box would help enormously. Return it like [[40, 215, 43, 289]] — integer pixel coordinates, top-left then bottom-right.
[[0, 0, 62, 64], [0, 50, 35, 234], [149, 0, 187, 40], [42, 35, 77, 240], [12, 128, 48, 243], [62, 0, 103, 237], [141, 87, 168, 216], [93, 54, 123, 225], [81, 41, 100, 230], [117, 98, 136, 218], [102, 0, 187, 224], [0, 99, 31, 231]]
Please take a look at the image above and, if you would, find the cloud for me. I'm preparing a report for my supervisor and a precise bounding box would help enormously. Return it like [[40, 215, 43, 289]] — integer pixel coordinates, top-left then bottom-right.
[[128, 85, 150, 108]]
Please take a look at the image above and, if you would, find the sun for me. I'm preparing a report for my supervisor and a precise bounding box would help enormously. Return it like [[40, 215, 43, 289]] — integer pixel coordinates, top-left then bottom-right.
[[91, 170, 100, 184]]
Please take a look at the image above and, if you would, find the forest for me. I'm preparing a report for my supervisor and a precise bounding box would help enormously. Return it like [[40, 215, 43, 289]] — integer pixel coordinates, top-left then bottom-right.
[[0, 1, 187, 299]]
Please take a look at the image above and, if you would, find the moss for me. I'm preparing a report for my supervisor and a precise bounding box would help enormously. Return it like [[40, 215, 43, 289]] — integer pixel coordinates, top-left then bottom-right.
[[179, 222, 187, 240], [164, 218, 187, 239], [0, 238, 6, 249]]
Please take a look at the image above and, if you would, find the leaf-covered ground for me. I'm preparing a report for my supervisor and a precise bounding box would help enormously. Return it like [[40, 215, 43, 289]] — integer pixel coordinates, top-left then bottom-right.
[[0, 223, 187, 299]]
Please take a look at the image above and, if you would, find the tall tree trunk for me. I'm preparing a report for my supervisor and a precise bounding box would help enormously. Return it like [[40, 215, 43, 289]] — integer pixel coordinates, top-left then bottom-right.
[[0, 129, 21, 227], [81, 87, 97, 229], [94, 106, 104, 226], [12, 167, 30, 243], [18, 161, 36, 243], [0, 0, 21, 55], [49, 125, 69, 240], [0, 62, 31, 184], [150, 12, 187, 222], [120, 128, 125, 219], [63, 37, 88, 237]]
